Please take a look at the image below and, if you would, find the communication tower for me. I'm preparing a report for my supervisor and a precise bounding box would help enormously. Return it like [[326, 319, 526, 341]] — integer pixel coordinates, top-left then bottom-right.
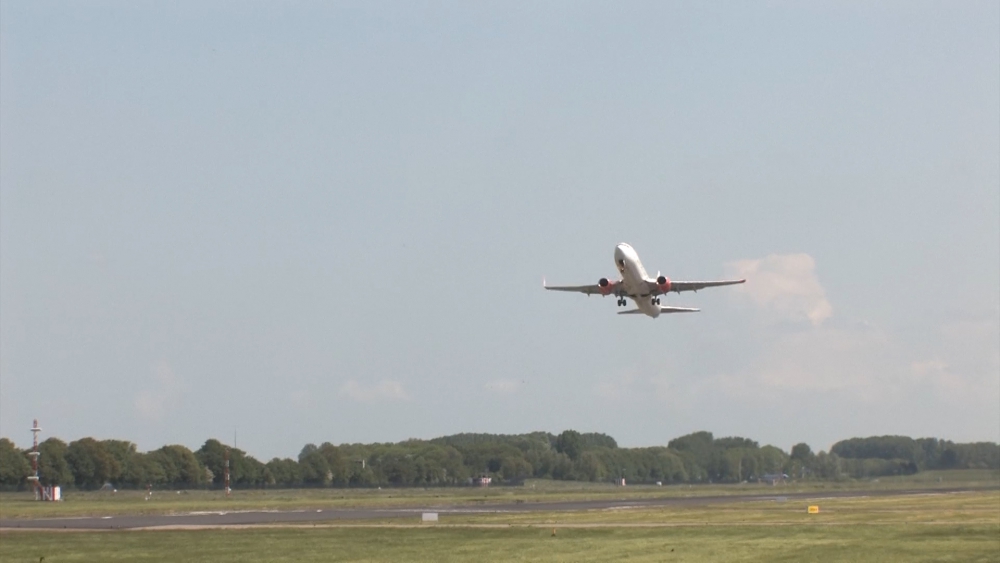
[[26, 419, 60, 500], [26, 420, 42, 499]]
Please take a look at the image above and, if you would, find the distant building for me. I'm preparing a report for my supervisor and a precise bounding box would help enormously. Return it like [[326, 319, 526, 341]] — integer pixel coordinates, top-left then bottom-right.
[[759, 473, 788, 485], [472, 474, 492, 487]]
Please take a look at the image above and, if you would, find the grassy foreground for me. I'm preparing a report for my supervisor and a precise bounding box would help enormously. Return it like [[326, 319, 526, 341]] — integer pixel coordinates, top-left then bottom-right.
[[2, 525, 999, 563], [1, 469, 997, 520], [445, 490, 1000, 526], [0, 525, 1000, 563], [1, 490, 998, 562]]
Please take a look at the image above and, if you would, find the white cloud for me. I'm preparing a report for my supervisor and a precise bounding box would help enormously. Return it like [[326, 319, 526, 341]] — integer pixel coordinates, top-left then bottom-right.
[[910, 359, 961, 388], [594, 373, 638, 402], [594, 250, 996, 444], [752, 324, 890, 392], [134, 361, 185, 421], [484, 378, 522, 395], [288, 390, 316, 408], [639, 323, 892, 409], [606, 309, 998, 445], [595, 357, 682, 406], [726, 253, 833, 326], [340, 380, 410, 402], [938, 318, 1000, 378], [908, 317, 1000, 405]]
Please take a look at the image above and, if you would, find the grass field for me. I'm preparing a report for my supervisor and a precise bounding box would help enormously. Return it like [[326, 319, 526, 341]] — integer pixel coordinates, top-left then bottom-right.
[[2, 525, 999, 563], [1, 488, 998, 562], [1, 469, 997, 520]]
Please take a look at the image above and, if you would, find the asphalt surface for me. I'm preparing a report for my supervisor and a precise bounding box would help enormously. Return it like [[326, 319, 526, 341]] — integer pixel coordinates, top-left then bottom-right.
[[0, 487, 989, 530]]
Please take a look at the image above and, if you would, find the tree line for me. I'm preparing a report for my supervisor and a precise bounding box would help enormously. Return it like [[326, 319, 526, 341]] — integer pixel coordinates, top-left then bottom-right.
[[0, 431, 996, 491]]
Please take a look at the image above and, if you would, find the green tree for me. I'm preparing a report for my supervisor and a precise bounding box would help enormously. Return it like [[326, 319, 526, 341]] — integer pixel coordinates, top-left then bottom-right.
[[668, 431, 714, 477], [121, 453, 168, 487], [938, 448, 960, 469], [554, 430, 583, 461], [576, 451, 606, 482], [715, 437, 759, 450], [66, 438, 121, 488], [318, 443, 350, 485], [953, 442, 1000, 469], [195, 439, 266, 487], [652, 449, 688, 483], [36, 438, 74, 486], [916, 438, 944, 469], [524, 448, 557, 479], [236, 455, 269, 486], [790, 443, 813, 462], [499, 455, 534, 482], [378, 449, 419, 485], [830, 436, 922, 463], [579, 433, 618, 449], [550, 452, 576, 480], [266, 458, 301, 487], [0, 438, 31, 489], [148, 445, 205, 486], [758, 445, 789, 475], [195, 439, 229, 487], [812, 451, 844, 480], [102, 440, 141, 485], [298, 447, 331, 486]]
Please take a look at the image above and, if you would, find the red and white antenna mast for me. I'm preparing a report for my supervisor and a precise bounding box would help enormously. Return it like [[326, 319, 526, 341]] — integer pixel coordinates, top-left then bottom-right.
[[26, 419, 42, 500]]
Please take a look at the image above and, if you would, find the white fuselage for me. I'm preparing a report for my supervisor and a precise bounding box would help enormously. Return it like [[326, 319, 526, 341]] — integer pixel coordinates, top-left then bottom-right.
[[614, 243, 661, 318]]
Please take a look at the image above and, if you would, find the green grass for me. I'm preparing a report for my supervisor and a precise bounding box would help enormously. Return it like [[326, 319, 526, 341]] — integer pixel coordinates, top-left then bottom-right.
[[444, 490, 1000, 526], [1, 489, 998, 562], [2, 470, 996, 520], [878, 469, 1000, 484], [1, 524, 998, 562]]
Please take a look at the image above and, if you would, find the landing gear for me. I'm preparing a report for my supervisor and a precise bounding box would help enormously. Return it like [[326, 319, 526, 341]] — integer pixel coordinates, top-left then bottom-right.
[[652, 297, 661, 306], [617, 298, 626, 307]]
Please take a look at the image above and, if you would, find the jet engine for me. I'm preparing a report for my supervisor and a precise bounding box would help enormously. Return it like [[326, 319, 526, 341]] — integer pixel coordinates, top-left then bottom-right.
[[598, 277, 614, 295], [656, 275, 672, 293]]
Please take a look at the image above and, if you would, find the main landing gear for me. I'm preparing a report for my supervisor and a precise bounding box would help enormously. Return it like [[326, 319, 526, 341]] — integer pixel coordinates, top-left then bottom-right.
[[651, 297, 661, 305], [617, 298, 627, 307]]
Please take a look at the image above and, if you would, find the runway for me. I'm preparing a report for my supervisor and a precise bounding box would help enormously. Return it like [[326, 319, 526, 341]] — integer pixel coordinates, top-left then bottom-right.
[[1, 487, 987, 530]]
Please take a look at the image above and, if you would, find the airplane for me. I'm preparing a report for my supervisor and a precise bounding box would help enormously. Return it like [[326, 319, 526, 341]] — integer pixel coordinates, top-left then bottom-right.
[[544, 243, 746, 318]]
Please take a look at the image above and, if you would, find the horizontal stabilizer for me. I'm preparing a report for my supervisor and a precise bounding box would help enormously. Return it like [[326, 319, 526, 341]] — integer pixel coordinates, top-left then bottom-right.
[[617, 306, 700, 315], [659, 306, 699, 313]]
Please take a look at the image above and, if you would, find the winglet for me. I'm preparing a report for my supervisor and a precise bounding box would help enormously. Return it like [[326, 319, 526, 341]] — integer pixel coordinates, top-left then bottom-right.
[[542, 276, 547, 288]]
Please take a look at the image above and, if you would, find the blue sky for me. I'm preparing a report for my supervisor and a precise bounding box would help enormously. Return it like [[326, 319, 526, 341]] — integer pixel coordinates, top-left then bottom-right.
[[2, 1, 997, 459]]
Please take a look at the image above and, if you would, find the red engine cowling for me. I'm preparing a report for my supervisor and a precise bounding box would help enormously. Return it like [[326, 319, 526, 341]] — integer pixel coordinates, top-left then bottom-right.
[[657, 275, 672, 293], [598, 277, 615, 296]]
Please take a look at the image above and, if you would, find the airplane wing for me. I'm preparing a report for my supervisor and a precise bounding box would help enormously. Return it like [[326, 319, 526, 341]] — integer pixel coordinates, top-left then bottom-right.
[[543, 279, 625, 296], [648, 279, 745, 295]]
